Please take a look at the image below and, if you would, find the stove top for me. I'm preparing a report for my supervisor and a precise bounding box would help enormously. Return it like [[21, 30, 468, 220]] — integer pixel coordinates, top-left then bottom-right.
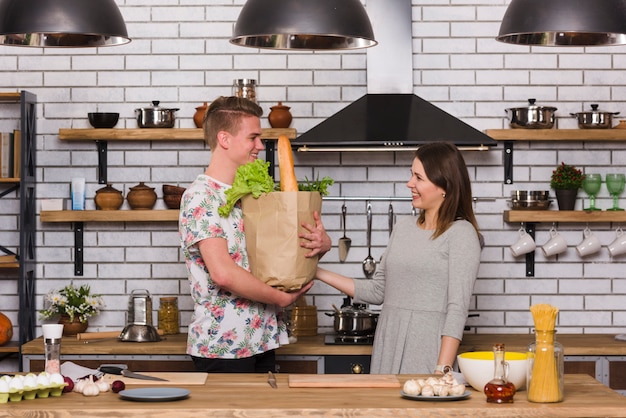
[[324, 334, 374, 345]]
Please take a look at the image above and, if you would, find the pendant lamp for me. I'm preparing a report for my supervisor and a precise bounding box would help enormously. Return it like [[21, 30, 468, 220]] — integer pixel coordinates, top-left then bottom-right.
[[0, 0, 130, 47], [230, 0, 377, 50], [497, 0, 626, 46]]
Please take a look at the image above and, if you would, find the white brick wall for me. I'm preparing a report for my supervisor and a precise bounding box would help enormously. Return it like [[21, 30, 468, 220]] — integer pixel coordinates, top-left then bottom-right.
[[2, 1, 626, 371]]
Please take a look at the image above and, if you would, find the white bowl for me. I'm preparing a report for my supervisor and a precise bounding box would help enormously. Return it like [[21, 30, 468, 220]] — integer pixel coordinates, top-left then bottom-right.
[[457, 351, 528, 392]]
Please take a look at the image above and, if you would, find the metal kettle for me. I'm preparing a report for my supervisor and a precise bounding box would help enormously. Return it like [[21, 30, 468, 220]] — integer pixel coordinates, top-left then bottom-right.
[[119, 289, 161, 342]]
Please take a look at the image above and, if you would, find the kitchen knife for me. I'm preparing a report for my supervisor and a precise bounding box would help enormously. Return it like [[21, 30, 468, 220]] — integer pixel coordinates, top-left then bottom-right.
[[98, 366, 169, 381], [267, 371, 278, 389]]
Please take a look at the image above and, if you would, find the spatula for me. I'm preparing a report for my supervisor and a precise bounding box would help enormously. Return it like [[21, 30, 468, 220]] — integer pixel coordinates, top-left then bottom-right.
[[338, 203, 351, 263]]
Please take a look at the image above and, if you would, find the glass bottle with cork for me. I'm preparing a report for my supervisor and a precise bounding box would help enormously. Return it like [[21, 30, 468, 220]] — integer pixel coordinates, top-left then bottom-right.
[[484, 343, 516, 403]]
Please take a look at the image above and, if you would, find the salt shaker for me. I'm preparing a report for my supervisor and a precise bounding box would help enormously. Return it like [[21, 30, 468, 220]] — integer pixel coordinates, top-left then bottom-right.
[[42, 324, 64, 374]]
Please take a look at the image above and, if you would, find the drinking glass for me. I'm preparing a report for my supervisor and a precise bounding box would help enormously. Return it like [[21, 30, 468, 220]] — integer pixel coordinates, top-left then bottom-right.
[[582, 173, 602, 211], [606, 173, 625, 211]]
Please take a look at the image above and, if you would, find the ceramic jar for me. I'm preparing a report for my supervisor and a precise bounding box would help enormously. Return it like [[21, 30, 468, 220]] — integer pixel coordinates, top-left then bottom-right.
[[268, 102, 292, 128], [94, 184, 124, 210], [193, 102, 208, 128], [127, 182, 157, 210]]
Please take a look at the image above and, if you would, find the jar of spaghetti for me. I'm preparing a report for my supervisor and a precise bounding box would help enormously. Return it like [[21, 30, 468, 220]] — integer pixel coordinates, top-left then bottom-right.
[[158, 297, 179, 335], [527, 329, 564, 402]]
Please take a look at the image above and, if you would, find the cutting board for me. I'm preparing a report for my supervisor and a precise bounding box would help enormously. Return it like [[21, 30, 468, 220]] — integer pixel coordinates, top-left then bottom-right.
[[288, 374, 400, 388], [102, 372, 208, 386]]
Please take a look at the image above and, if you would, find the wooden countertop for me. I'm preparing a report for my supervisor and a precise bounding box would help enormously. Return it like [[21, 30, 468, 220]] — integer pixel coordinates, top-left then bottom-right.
[[21, 333, 626, 357], [3, 374, 626, 417]]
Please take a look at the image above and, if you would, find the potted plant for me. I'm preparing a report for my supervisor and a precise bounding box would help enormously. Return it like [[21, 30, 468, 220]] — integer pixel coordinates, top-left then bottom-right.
[[40, 283, 105, 335], [550, 162, 586, 210]]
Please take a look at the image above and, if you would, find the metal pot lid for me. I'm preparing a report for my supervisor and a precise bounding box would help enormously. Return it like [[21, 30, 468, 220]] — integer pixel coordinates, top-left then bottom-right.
[[135, 100, 180, 112], [506, 98, 557, 112], [570, 104, 619, 116], [338, 304, 378, 317]]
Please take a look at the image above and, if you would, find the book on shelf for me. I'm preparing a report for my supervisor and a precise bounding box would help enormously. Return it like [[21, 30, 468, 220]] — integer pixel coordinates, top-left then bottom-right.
[[0, 130, 20, 178], [13, 129, 20, 178]]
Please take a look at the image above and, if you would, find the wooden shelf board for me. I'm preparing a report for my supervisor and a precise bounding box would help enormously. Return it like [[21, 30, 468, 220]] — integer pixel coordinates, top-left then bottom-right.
[[0, 178, 19, 183], [0, 342, 19, 353], [58, 128, 297, 141], [504, 210, 626, 223], [486, 129, 626, 141], [40, 210, 179, 223], [0, 92, 21, 103]]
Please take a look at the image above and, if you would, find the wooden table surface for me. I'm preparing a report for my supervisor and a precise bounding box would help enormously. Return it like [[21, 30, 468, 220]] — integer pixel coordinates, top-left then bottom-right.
[[3, 374, 626, 417], [21, 333, 626, 356]]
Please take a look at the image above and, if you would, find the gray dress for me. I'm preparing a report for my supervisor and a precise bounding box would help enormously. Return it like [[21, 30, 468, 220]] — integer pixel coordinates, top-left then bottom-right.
[[353, 217, 481, 374]]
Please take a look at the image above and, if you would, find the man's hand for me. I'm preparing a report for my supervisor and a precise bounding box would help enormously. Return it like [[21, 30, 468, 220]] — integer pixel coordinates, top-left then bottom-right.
[[299, 211, 332, 258]]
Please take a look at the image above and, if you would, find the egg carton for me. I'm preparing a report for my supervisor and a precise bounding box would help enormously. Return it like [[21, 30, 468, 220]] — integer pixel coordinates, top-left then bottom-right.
[[0, 372, 67, 403]]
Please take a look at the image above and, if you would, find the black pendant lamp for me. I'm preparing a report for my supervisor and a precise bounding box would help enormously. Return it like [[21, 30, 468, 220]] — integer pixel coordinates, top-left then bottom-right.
[[497, 0, 626, 46], [230, 0, 377, 50], [0, 0, 130, 47]]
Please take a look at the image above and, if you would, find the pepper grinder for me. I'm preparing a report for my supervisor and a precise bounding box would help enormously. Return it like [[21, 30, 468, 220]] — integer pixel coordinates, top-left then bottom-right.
[[42, 324, 64, 374]]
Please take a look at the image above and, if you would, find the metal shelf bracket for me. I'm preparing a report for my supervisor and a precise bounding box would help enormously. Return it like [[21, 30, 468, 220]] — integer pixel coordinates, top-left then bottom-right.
[[504, 141, 513, 184]]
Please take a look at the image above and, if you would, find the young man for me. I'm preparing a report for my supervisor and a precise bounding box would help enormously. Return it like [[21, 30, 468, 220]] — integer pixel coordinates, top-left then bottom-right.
[[179, 96, 330, 373]]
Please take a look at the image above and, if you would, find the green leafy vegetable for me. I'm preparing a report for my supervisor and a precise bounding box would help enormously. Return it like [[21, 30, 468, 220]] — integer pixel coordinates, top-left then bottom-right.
[[218, 159, 275, 217], [298, 175, 335, 195]]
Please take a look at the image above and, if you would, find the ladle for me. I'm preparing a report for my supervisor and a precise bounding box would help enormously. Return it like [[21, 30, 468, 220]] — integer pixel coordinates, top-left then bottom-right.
[[362, 202, 376, 279], [338, 203, 352, 263]]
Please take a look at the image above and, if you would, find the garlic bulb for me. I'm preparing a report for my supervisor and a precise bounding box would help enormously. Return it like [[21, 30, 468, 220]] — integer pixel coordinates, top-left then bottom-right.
[[96, 378, 110, 392], [81, 375, 100, 397]]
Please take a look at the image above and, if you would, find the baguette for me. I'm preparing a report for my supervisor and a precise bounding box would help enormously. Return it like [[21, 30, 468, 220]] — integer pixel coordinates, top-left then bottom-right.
[[277, 135, 299, 192]]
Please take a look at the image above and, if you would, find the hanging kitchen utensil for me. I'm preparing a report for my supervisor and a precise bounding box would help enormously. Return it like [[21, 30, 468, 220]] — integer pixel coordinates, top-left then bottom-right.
[[388, 203, 394, 237], [338, 203, 352, 263], [362, 202, 376, 279]]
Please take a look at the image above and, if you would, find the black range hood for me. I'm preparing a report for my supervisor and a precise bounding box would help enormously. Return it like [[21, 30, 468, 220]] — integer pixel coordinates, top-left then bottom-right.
[[291, 0, 496, 152], [292, 93, 497, 151]]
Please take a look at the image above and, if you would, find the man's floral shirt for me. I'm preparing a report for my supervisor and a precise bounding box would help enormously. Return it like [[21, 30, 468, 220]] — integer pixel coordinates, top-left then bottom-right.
[[179, 174, 287, 359]]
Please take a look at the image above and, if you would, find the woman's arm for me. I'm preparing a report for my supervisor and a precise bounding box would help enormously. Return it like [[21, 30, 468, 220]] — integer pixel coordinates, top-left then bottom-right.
[[435, 335, 461, 374], [315, 267, 355, 297]]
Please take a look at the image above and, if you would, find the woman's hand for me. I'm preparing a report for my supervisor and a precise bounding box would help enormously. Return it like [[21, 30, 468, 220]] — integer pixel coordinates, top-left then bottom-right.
[[299, 211, 332, 258]]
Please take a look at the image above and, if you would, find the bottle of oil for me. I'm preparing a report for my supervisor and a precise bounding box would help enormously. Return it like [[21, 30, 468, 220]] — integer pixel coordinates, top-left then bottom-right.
[[484, 343, 516, 403]]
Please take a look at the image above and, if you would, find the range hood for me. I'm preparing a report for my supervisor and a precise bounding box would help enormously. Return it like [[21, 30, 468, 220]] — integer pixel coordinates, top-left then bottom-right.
[[292, 0, 497, 152]]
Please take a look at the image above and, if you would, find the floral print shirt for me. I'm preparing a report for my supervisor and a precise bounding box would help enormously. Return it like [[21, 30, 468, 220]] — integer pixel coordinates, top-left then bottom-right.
[[179, 174, 287, 359]]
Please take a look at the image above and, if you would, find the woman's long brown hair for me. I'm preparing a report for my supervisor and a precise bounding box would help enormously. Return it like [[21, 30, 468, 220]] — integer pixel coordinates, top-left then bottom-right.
[[415, 142, 480, 239]]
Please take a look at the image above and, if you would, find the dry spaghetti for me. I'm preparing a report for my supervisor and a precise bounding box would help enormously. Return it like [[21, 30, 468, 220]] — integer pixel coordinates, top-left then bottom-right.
[[528, 304, 563, 403]]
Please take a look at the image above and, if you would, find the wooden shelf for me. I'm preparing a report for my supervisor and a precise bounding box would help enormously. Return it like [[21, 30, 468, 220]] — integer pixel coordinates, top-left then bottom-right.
[[0, 178, 19, 183], [0, 92, 21, 103], [58, 128, 297, 141], [0, 342, 19, 353], [40, 210, 179, 223], [486, 129, 626, 141], [504, 210, 626, 223]]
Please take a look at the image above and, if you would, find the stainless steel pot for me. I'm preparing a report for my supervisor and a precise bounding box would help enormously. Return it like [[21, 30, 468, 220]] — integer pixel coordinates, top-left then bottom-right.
[[135, 101, 179, 128], [325, 303, 379, 336], [570, 104, 619, 129], [505, 99, 557, 129]]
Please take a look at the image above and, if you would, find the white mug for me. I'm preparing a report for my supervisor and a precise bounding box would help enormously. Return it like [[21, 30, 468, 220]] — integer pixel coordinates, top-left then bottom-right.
[[576, 227, 602, 257], [542, 227, 567, 257], [510, 227, 536, 257], [608, 227, 626, 257]]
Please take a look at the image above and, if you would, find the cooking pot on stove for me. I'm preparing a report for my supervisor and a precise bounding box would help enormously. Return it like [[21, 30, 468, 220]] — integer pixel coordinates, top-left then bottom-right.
[[505, 98, 557, 129], [325, 300, 378, 337], [571, 104, 619, 129], [135, 101, 179, 128]]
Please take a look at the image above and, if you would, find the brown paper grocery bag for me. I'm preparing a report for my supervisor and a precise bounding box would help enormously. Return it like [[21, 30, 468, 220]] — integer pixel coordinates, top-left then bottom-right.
[[242, 191, 322, 291]]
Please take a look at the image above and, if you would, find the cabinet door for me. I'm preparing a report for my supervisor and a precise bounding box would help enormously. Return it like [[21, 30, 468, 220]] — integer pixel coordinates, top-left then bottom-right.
[[564, 356, 604, 384], [276, 355, 323, 374], [608, 358, 626, 390]]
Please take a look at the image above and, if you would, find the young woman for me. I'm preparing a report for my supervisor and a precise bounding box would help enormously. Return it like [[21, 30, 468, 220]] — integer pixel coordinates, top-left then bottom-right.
[[316, 142, 482, 374]]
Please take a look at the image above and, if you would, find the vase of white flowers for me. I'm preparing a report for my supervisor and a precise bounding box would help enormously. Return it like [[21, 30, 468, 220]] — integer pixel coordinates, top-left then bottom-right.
[[40, 283, 105, 336]]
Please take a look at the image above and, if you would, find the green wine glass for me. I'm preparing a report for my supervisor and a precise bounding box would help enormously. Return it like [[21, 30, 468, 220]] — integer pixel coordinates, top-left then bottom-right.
[[582, 173, 602, 211], [606, 173, 625, 211]]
